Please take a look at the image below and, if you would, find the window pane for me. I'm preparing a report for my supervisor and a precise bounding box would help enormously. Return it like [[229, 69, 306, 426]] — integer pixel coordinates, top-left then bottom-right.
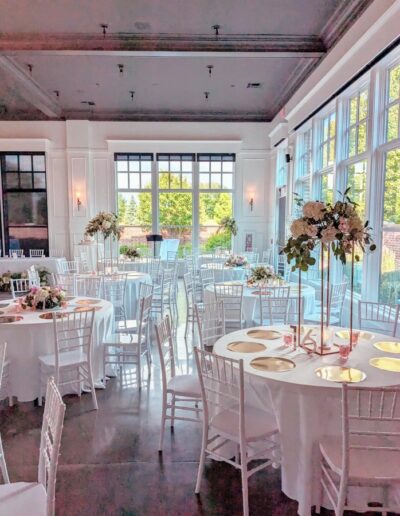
[[129, 161, 140, 172], [383, 148, 400, 224], [129, 173, 140, 189], [170, 161, 180, 172], [349, 97, 358, 125], [118, 192, 151, 247], [5, 173, 18, 189], [141, 173, 152, 189], [323, 118, 329, 140], [116, 161, 128, 172], [20, 173, 33, 189], [158, 161, 169, 171], [117, 173, 128, 189], [159, 192, 193, 252], [199, 174, 209, 188], [33, 155, 45, 171], [6, 192, 47, 225], [34, 173, 46, 189], [389, 64, 400, 102], [346, 161, 367, 216], [19, 155, 32, 172], [348, 126, 356, 157], [380, 231, 400, 303], [199, 192, 232, 252], [320, 172, 334, 204], [141, 161, 151, 172], [222, 161, 233, 172], [211, 173, 221, 187], [322, 144, 328, 168], [211, 162, 221, 172], [359, 90, 368, 120], [357, 121, 367, 154], [181, 173, 192, 188], [5, 155, 18, 171], [328, 140, 335, 165], [181, 161, 192, 172], [222, 174, 233, 189], [329, 115, 336, 137], [387, 104, 399, 141], [199, 162, 209, 172]]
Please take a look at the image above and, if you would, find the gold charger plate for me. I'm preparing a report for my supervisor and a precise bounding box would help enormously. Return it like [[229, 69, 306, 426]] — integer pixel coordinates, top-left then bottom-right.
[[335, 330, 374, 341], [75, 299, 101, 306], [0, 315, 23, 323], [247, 329, 281, 340], [250, 356, 295, 372], [369, 357, 400, 372], [227, 341, 266, 353], [315, 366, 366, 383], [39, 312, 69, 320], [373, 341, 400, 354], [74, 306, 102, 313]]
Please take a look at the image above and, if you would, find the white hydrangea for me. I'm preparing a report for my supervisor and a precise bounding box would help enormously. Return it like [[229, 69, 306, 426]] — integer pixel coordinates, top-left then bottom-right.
[[303, 201, 325, 221]]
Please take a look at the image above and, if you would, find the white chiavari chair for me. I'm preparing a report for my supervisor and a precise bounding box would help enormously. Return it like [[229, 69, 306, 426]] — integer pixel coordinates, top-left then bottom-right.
[[214, 283, 244, 329], [156, 315, 201, 452], [199, 268, 215, 302], [103, 273, 128, 328], [76, 251, 90, 273], [0, 377, 65, 516], [317, 385, 400, 516], [183, 272, 197, 338], [256, 286, 291, 325], [10, 278, 32, 299], [147, 257, 162, 285], [9, 249, 24, 258], [242, 251, 259, 266], [152, 268, 174, 324], [103, 294, 152, 388], [194, 301, 225, 350], [0, 348, 12, 407], [27, 265, 40, 287], [29, 249, 44, 258], [306, 282, 347, 326], [49, 248, 64, 258], [358, 301, 400, 336], [38, 310, 97, 410], [59, 260, 79, 274], [76, 275, 103, 298], [262, 249, 273, 265], [0, 342, 9, 483], [116, 281, 154, 334], [194, 348, 280, 516], [53, 273, 77, 297]]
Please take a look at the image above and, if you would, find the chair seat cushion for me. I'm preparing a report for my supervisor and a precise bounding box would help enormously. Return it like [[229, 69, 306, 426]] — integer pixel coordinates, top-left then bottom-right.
[[211, 405, 278, 442], [0, 482, 46, 515], [38, 350, 87, 368], [167, 374, 201, 398], [320, 436, 400, 482]]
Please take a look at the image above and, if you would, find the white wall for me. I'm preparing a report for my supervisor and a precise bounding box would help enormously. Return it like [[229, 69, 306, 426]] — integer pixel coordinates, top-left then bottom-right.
[[0, 120, 273, 257]]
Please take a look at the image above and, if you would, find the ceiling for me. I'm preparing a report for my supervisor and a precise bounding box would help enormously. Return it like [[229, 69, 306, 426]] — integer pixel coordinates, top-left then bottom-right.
[[0, 0, 374, 121]]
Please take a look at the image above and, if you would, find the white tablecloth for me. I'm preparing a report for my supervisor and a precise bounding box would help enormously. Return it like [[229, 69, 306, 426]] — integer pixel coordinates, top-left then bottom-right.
[[200, 263, 249, 282], [214, 326, 400, 515], [204, 281, 316, 326], [0, 297, 114, 402], [74, 243, 100, 271], [124, 272, 152, 318], [0, 257, 66, 275]]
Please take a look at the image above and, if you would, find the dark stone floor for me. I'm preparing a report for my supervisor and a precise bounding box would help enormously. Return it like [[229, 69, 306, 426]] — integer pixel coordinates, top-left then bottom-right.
[[0, 288, 390, 515]]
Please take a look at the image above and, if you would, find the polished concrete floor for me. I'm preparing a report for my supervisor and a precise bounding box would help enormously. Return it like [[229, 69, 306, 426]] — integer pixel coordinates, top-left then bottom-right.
[[0, 287, 390, 515]]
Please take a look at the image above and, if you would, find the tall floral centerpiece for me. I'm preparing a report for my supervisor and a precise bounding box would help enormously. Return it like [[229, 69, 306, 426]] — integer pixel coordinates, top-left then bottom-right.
[[85, 211, 122, 272], [282, 189, 376, 353]]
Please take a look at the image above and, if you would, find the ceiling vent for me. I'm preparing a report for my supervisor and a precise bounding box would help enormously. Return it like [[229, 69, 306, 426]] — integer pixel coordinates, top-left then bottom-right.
[[247, 82, 262, 89]]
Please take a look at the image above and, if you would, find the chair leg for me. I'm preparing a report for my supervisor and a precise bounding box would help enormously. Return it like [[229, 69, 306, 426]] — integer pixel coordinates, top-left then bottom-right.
[[0, 435, 10, 483], [38, 368, 44, 406], [240, 458, 249, 516], [159, 393, 167, 452], [87, 364, 98, 411], [195, 423, 208, 494], [170, 394, 175, 428]]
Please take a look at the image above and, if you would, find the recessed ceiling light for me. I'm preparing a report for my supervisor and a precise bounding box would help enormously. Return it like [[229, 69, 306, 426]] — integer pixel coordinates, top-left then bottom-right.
[[247, 82, 263, 89]]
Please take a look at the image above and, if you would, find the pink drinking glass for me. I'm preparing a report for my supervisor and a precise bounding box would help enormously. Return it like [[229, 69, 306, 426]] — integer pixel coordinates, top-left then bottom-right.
[[283, 334, 293, 347], [339, 342, 350, 361], [351, 331, 360, 347]]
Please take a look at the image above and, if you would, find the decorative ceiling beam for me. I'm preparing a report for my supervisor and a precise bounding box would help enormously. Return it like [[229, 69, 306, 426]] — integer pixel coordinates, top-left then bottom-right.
[[0, 56, 62, 118], [0, 33, 326, 57]]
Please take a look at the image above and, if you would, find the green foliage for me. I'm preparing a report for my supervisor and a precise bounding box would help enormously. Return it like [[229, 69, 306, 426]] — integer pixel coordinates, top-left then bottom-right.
[[383, 149, 400, 224], [202, 231, 232, 252]]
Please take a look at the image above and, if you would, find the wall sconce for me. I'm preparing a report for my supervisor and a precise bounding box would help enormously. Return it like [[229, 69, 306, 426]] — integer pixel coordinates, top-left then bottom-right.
[[249, 194, 254, 212], [76, 191, 82, 211]]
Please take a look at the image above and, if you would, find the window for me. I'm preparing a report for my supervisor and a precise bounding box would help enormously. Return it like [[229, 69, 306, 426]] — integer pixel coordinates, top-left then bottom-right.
[[347, 89, 368, 157], [380, 148, 400, 303], [386, 63, 400, 142], [198, 154, 234, 252], [116, 153, 153, 249], [315, 111, 336, 204], [0, 152, 48, 255], [294, 129, 312, 214], [275, 149, 288, 261]]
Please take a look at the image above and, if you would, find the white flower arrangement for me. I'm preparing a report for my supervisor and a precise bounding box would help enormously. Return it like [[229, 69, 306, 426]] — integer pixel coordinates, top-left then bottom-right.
[[85, 211, 122, 240], [224, 254, 248, 267], [20, 286, 66, 310], [247, 265, 280, 287], [282, 189, 376, 271]]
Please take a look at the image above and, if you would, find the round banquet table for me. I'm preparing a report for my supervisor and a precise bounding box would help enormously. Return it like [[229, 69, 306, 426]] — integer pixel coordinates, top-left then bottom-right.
[[77, 271, 151, 319], [204, 281, 316, 326], [200, 262, 249, 282], [214, 325, 400, 516], [0, 297, 114, 402]]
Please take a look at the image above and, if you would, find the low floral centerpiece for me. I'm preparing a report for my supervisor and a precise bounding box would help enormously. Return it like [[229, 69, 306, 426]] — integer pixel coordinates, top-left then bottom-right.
[[225, 254, 248, 268], [282, 189, 376, 353], [247, 265, 279, 287], [20, 286, 66, 311], [122, 246, 141, 260]]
